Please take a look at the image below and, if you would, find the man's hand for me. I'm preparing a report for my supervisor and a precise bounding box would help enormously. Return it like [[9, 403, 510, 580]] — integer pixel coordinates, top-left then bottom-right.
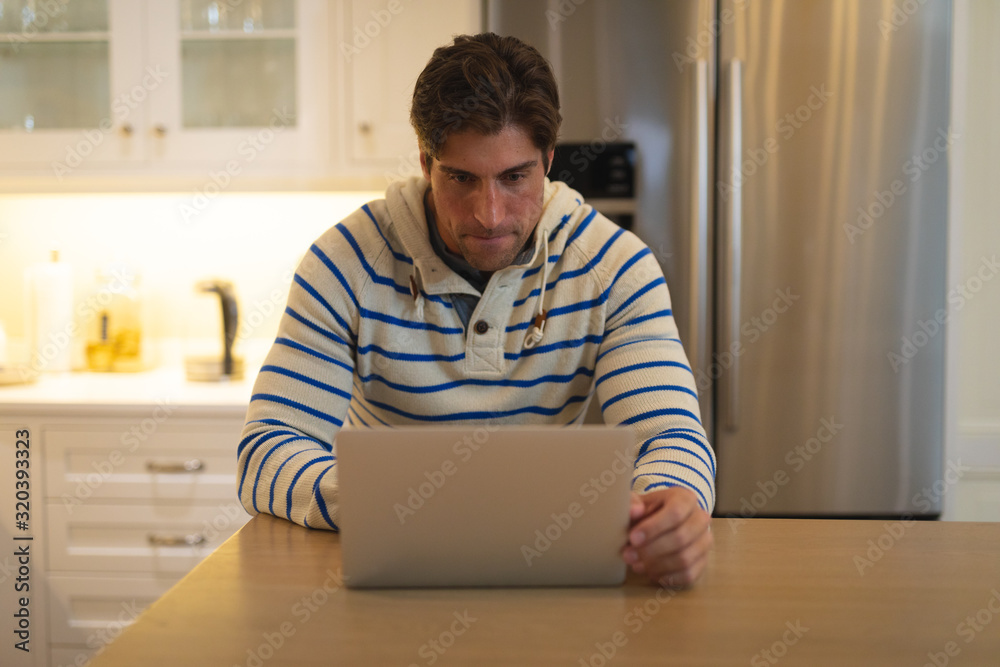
[[621, 487, 713, 587]]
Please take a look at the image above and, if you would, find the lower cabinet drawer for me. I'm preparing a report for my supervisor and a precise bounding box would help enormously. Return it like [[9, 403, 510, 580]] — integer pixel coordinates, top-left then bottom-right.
[[44, 424, 243, 501], [47, 502, 250, 573], [46, 574, 176, 649]]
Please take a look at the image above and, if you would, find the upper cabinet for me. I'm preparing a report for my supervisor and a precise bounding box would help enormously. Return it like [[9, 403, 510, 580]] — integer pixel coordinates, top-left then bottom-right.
[[0, 0, 119, 168], [340, 0, 481, 170], [0, 0, 329, 178], [0, 0, 481, 190], [144, 0, 329, 168]]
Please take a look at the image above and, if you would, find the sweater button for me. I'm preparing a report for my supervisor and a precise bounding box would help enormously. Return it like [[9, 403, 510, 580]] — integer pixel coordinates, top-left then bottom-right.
[[474, 320, 489, 334]]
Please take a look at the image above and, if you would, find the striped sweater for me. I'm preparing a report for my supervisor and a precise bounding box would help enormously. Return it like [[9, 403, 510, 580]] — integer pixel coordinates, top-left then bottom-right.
[[237, 176, 716, 529]]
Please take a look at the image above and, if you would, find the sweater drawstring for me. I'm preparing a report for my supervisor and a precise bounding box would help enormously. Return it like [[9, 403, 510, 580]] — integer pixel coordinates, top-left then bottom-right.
[[409, 273, 424, 319], [523, 234, 550, 349]]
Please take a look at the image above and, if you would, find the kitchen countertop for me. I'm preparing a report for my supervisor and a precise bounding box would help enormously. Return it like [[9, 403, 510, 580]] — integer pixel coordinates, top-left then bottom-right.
[[87, 514, 1000, 666], [0, 366, 255, 416], [0, 338, 269, 416]]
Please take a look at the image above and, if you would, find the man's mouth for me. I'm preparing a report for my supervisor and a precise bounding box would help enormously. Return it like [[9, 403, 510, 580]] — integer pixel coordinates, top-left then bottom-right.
[[467, 232, 511, 241]]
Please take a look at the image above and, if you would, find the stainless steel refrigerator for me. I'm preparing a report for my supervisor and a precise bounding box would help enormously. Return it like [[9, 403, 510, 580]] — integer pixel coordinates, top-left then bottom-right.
[[488, 0, 951, 517]]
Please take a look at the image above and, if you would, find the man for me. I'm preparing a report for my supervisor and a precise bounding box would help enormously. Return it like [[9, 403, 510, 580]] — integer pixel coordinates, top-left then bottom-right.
[[238, 33, 715, 587]]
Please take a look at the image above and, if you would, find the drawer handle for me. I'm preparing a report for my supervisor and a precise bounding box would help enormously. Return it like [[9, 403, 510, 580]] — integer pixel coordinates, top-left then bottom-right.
[[146, 459, 204, 474], [147, 533, 207, 547]]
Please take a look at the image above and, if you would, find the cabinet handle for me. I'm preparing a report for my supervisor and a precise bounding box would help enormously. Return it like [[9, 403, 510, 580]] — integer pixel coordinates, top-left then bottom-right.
[[147, 533, 207, 547], [358, 121, 371, 134], [120, 123, 134, 136], [153, 124, 168, 137], [146, 459, 204, 473]]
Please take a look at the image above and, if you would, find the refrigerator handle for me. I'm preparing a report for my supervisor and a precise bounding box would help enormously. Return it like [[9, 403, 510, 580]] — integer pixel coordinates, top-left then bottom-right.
[[688, 59, 710, 388], [719, 58, 743, 431]]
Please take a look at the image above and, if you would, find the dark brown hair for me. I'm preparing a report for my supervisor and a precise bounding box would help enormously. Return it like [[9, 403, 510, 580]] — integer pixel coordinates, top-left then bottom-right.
[[410, 33, 561, 168]]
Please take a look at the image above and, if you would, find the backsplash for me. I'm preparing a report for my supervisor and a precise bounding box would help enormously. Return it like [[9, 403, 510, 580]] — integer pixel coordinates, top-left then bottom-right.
[[0, 190, 381, 368]]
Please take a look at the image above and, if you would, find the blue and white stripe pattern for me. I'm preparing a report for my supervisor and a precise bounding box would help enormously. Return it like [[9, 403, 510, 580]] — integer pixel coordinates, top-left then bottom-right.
[[238, 177, 716, 529]]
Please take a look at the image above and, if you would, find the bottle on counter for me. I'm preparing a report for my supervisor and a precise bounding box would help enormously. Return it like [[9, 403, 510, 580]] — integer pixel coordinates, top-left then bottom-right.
[[25, 250, 75, 373], [85, 263, 145, 372]]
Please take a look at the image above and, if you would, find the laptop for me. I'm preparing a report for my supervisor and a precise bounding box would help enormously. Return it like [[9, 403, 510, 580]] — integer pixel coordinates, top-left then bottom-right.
[[337, 425, 633, 588]]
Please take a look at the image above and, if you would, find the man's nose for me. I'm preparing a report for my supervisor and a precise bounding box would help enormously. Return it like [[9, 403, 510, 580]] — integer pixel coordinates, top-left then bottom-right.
[[473, 183, 504, 229]]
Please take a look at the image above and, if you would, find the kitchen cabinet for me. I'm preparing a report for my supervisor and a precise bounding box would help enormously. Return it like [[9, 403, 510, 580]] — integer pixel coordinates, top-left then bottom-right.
[[0, 0, 481, 190], [0, 0, 118, 169], [339, 0, 481, 172], [42, 418, 249, 667], [0, 375, 251, 667], [144, 0, 329, 169], [0, 0, 330, 180]]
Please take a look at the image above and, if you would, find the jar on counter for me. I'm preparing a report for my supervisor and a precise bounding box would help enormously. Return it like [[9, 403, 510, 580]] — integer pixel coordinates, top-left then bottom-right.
[[84, 264, 145, 372]]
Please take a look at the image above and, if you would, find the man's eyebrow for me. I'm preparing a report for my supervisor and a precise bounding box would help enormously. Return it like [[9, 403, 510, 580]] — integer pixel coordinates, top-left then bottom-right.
[[438, 165, 474, 176], [500, 160, 538, 174], [437, 160, 539, 177]]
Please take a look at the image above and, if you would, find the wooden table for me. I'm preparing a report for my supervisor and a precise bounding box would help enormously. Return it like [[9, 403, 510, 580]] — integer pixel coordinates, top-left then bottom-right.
[[89, 515, 1000, 666]]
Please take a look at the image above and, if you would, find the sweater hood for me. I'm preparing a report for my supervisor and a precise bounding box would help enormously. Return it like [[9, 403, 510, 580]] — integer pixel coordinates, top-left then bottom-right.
[[384, 175, 587, 347]]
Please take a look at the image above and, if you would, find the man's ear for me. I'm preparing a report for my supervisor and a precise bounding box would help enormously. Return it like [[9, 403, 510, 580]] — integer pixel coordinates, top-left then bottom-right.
[[419, 151, 433, 180], [545, 148, 555, 176]]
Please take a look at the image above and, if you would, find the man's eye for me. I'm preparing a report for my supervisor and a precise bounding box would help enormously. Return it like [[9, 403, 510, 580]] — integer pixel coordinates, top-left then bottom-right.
[[450, 174, 471, 184], [506, 173, 524, 183]]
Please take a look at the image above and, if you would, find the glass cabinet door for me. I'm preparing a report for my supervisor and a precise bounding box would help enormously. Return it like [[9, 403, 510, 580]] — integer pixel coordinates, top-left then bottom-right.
[[177, 0, 296, 128], [0, 0, 152, 173], [0, 0, 110, 131], [146, 0, 326, 168]]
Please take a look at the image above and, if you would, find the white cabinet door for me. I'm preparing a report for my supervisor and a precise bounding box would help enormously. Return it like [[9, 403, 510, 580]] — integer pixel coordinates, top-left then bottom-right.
[[46, 574, 175, 647], [0, 0, 148, 173], [46, 502, 249, 573], [44, 423, 243, 501], [343, 0, 481, 169], [144, 0, 330, 170]]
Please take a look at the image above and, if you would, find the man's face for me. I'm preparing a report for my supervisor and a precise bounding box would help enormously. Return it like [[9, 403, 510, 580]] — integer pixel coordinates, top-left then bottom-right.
[[421, 125, 554, 273]]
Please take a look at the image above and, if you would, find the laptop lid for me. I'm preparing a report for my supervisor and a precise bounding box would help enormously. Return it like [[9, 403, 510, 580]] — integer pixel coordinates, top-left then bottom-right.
[[337, 425, 633, 588]]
